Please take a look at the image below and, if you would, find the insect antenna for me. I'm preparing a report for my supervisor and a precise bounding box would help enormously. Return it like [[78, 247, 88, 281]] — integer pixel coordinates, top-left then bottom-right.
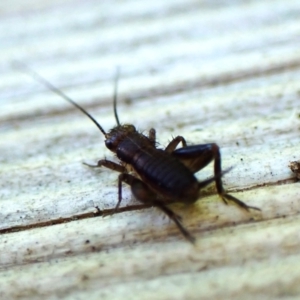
[[14, 61, 107, 136], [113, 67, 121, 126]]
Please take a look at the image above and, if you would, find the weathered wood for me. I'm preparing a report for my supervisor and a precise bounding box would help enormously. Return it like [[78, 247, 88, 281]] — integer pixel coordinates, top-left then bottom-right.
[[1, 0, 300, 299]]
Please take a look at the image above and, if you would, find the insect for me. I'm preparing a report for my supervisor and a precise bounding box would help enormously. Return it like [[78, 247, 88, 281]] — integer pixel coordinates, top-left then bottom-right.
[[19, 64, 260, 243]]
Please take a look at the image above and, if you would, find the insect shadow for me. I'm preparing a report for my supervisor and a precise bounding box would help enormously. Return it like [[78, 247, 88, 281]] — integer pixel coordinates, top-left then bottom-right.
[[18, 64, 260, 243]]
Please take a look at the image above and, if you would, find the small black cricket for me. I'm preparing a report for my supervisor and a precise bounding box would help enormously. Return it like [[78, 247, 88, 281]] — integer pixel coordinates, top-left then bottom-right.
[[19, 64, 260, 243]]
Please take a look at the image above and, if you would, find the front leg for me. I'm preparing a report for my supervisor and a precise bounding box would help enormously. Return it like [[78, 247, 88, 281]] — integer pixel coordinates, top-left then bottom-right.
[[83, 159, 126, 173]]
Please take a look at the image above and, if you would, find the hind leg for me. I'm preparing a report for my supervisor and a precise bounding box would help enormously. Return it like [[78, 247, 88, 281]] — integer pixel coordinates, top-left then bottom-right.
[[170, 141, 260, 211]]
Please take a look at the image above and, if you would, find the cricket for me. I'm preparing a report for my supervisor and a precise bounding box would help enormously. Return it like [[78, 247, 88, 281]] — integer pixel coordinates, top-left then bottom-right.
[[19, 64, 260, 243]]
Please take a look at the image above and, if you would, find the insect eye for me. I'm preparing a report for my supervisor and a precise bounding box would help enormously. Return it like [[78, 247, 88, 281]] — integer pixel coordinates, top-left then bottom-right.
[[105, 139, 114, 150]]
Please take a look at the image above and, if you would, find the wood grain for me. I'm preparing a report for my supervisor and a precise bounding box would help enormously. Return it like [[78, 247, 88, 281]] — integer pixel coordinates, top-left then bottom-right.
[[1, 0, 300, 299]]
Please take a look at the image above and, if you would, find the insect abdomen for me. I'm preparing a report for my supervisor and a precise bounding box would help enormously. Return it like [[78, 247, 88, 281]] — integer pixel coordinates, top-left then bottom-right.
[[117, 136, 199, 202]]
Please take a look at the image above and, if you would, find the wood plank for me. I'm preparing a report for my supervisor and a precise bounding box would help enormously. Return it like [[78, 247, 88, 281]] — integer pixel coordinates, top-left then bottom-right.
[[1, 0, 300, 299]]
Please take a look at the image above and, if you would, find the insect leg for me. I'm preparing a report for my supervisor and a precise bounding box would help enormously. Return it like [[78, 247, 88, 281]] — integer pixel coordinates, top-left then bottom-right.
[[83, 160, 128, 214], [83, 159, 126, 173], [148, 128, 156, 146], [118, 173, 195, 243], [115, 173, 156, 212], [153, 202, 195, 243], [165, 136, 187, 153], [173, 143, 260, 211]]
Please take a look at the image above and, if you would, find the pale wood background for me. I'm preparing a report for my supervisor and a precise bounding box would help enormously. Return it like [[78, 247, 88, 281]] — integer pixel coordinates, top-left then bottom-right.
[[1, 0, 300, 299]]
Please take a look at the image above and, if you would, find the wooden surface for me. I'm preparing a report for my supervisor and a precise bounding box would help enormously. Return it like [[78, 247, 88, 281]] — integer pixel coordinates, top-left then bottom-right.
[[1, 0, 300, 299]]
